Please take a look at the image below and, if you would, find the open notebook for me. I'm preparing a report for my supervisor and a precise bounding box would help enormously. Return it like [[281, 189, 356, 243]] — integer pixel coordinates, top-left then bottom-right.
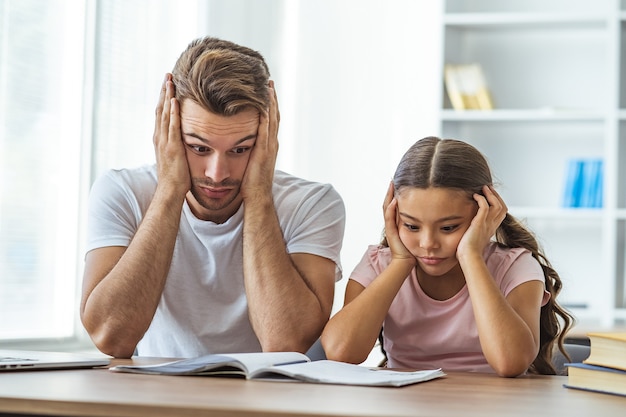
[[0, 349, 110, 371]]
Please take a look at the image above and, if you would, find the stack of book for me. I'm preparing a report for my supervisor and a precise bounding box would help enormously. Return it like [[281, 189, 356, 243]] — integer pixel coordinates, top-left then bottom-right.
[[562, 158, 603, 208], [444, 63, 494, 110], [565, 332, 626, 397]]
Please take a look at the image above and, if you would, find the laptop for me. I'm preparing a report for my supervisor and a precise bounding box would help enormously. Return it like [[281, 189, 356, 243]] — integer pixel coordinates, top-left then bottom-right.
[[0, 349, 111, 371]]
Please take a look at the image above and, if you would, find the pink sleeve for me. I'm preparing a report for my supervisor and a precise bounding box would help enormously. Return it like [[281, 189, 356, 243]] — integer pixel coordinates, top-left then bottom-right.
[[349, 245, 391, 288], [498, 249, 551, 306]]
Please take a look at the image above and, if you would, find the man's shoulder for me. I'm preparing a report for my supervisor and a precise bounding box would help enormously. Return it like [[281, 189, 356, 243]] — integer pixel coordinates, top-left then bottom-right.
[[97, 164, 157, 188], [273, 170, 340, 195], [91, 164, 158, 203], [271, 170, 344, 215]]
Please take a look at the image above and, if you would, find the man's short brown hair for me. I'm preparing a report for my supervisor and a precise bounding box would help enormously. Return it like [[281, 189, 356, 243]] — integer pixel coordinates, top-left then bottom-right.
[[172, 37, 270, 115]]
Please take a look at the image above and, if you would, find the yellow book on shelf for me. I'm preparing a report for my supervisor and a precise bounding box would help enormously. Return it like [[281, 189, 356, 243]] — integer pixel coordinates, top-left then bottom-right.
[[444, 63, 494, 111], [583, 332, 626, 371], [444, 64, 465, 110]]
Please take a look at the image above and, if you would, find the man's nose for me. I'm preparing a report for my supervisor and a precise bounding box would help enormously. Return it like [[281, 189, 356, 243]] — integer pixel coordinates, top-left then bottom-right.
[[204, 153, 230, 183]]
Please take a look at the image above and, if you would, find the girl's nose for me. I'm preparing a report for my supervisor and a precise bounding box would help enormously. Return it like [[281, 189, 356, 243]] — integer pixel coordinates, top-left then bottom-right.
[[419, 230, 437, 250]]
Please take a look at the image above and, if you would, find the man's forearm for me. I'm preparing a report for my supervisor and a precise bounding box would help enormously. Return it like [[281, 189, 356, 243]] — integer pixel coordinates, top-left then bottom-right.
[[242, 198, 329, 353], [82, 189, 184, 357]]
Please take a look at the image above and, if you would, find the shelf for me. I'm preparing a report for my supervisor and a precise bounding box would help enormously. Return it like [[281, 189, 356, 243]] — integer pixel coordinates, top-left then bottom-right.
[[614, 308, 626, 319], [440, 0, 623, 327], [444, 13, 608, 29], [616, 209, 626, 220], [444, 0, 614, 15], [441, 109, 606, 122], [509, 207, 604, 220]]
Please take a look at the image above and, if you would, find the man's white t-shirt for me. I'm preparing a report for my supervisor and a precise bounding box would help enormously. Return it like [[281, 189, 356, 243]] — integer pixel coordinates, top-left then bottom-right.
[[86, 165, 345, 358]]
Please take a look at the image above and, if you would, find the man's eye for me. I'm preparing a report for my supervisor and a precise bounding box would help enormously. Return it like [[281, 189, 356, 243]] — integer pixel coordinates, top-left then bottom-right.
[[232, 147, 250, 154], [188, 144, 210, 153]]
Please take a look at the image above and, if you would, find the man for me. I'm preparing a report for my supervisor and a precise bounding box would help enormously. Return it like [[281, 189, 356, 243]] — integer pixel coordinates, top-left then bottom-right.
[[80, 37, 345, 358]]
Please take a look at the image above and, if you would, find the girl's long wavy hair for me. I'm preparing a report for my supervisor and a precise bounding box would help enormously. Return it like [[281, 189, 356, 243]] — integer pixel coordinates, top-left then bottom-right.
[[382, 136, 574, 374]]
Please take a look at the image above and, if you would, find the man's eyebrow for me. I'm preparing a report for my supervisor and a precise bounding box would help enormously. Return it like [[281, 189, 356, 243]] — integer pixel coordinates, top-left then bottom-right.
[[399, 212, 464, 223], [183, 132, 257, 145]]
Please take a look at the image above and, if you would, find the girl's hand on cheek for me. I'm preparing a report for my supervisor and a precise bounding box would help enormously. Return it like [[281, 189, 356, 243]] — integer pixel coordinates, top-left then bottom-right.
[[383, 183, 416, 266], [457, 185, 507, 260]]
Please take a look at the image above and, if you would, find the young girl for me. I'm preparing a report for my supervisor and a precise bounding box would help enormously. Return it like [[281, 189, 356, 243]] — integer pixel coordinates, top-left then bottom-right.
[[321, 136, 573, 377]]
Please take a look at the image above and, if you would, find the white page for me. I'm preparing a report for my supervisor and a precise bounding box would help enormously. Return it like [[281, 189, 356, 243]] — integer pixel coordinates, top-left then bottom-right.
[[251, 360, 445, 387], [111, 352, 310, 375]]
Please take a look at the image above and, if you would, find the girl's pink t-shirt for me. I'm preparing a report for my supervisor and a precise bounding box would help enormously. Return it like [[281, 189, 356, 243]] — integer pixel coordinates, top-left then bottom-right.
[[350, 242, 550, 373]]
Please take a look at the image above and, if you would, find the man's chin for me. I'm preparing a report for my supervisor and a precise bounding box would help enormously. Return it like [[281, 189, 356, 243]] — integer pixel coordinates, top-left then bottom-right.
[[190, 188, 241, 212]]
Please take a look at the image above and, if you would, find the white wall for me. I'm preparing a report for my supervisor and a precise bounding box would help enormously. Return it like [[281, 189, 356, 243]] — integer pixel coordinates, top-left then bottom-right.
[[201, 0, 444, 312]]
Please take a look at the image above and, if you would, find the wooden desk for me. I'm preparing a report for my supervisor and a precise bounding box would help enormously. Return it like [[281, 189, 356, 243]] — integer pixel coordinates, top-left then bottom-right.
[[0, 357, 625, 417]]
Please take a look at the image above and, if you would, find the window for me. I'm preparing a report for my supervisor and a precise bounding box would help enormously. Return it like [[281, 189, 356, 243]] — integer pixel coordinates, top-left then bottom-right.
[[90, 0, 203, 175], [0, 0, 87, 341], [0, 0, 202, 346], [0, 0, 442, 352]]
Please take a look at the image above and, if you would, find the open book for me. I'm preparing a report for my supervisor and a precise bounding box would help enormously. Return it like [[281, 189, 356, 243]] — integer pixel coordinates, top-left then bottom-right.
[[110, 351, 445, 387]]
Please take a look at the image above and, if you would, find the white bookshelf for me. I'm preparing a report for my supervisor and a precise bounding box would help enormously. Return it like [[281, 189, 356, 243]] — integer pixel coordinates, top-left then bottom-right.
[[439, 0, 626, 327]]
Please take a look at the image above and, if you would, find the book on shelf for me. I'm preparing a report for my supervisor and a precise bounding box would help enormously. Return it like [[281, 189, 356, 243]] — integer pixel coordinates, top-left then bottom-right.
[[564, 332, 626, 397], [444, 63, 493, 111], [110, 351, 446, 387], [562, 158, 603, 208]]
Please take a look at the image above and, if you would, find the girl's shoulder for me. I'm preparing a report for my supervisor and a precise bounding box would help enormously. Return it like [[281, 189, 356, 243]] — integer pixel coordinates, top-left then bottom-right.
[[483, 242, 543, 285], [483, 242, 534, 264], [364, 244, 392, 262], [351, 245, 393, 278]]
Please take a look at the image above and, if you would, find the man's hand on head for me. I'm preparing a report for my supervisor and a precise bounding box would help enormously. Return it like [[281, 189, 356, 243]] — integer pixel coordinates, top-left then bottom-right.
[[241, 80, 280, 203], [153, 73, 191, 196]]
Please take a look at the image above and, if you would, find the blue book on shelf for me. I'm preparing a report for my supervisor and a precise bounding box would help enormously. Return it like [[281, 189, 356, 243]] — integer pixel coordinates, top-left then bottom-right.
[[562, 159, 604, 208], [562, 159, 584, 208], [580, 159, 603, 208], [592, 159, 603, 208]]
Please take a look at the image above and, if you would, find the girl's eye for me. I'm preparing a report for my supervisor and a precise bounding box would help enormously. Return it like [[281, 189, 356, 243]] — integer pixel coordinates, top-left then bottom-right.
[[441, 225, 459, 232], [403, 223, 419, 231]]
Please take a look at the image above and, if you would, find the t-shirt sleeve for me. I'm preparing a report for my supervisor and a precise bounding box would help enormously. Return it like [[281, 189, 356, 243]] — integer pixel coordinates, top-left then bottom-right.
[[350, 245, 390, 288], [281, 183, 346, 281], [85, 170, 144, 254], [499, 249, 551, 306]]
